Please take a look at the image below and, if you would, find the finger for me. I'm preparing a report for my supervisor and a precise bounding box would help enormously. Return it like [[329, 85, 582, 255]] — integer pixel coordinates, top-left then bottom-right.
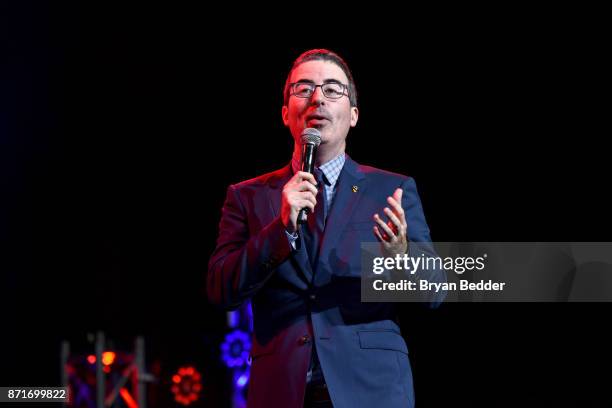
[[291, 191, 316, 208], [296, 171, 318, 186], [386, 196, 406, 227], [393, 188, 402, 203], [373, 217, 389, 241], [299, 191, 317, 207], [387, 194, 404, 216], [296, 199, 315, 212], [373, 225, 387, 243], [297, 180, 318, 196], [374, 213, 397, 242], [383, 207, 404, 234]]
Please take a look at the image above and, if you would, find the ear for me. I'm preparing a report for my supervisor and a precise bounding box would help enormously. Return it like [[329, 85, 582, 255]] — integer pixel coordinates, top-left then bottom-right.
[[282, 105, 289, 127], [350, 106, 359, 127]]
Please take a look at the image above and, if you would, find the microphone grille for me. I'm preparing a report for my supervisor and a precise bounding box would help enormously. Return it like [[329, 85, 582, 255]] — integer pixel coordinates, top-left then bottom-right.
[[301, 128, 322, 146]]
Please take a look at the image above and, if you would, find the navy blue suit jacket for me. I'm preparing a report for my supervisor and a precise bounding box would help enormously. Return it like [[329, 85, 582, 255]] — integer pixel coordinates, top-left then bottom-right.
[[208, 156, 440, 407]]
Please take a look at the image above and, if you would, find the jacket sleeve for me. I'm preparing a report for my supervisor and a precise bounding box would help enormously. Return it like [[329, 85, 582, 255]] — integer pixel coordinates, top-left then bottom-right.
[[207, 184, 292, 310], [402, 177, 447, 307]]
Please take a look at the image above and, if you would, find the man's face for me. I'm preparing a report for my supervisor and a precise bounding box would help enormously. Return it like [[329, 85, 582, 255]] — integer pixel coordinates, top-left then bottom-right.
[[282, 60, 358, 151]]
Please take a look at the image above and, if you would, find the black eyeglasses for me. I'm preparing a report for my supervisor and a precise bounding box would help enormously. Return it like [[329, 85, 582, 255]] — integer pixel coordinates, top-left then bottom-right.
[[289, 82, 349, 100]]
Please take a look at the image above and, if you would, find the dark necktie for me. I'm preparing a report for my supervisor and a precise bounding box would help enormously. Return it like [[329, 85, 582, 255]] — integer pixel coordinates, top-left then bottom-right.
[[303, 169, 327, 386], [302, 168, 327, 270]]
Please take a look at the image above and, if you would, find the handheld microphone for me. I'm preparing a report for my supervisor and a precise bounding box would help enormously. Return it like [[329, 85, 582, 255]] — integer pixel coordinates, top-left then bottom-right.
[[297, 128, 321, 224]]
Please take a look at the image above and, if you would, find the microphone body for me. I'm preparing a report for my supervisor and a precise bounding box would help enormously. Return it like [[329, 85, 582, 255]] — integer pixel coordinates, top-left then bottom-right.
[[297, 128, 321, 224]]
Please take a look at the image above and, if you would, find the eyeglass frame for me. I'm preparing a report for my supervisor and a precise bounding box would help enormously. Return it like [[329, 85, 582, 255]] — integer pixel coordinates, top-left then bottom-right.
[[288, 81, 350, 100]]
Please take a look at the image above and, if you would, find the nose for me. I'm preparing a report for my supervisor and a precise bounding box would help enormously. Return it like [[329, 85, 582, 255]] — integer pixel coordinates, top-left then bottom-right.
[[310, 85, 326, 106]]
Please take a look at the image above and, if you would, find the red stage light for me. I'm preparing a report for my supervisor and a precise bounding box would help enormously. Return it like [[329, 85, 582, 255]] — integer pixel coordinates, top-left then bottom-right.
[[171, 366, 202, 406], [102, 351, 116, 366], [119, 387, 138, 408], [87, 355, 96, 364]]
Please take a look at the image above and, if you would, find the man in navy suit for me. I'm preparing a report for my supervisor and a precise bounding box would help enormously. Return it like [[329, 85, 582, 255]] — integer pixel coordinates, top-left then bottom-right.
[[208, 49, 442, 407]]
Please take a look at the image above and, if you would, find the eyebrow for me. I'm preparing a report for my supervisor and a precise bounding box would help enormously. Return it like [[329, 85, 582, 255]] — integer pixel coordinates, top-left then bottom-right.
[[294, 78, 344, 84]]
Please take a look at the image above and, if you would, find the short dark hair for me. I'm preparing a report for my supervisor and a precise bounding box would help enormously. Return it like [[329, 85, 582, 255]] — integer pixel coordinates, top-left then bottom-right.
[[283, 49, 358, 107]]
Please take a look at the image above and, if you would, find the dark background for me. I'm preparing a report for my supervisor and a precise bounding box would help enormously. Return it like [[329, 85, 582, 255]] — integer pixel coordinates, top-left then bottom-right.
[[2, 3, 610, 407]]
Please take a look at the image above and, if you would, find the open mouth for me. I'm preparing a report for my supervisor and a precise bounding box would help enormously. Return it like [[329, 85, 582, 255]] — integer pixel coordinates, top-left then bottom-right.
[[306, 114, 330, 126]]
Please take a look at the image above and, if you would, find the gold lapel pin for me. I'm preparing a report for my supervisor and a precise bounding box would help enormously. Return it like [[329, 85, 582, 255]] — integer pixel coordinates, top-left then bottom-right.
[[352, 185, 359, 193]]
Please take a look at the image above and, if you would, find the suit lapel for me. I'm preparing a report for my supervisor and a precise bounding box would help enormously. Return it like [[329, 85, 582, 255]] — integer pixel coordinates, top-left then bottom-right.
[[266, 164, 290, 219], [316, 156, 367, 276]]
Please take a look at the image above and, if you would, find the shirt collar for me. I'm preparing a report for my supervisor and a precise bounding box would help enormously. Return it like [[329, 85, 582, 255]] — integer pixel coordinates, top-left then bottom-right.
[[291, 152, 346, 186]]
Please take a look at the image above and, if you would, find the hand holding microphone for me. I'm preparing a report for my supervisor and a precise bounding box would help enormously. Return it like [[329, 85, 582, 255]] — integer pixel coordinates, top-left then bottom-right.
[[281, 128, 321, 233]]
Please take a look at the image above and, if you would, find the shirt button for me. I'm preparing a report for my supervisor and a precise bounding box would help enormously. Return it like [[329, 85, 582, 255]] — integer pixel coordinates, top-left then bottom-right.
[[300, 335, 311, 345], [309, 294, 316, 301]]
